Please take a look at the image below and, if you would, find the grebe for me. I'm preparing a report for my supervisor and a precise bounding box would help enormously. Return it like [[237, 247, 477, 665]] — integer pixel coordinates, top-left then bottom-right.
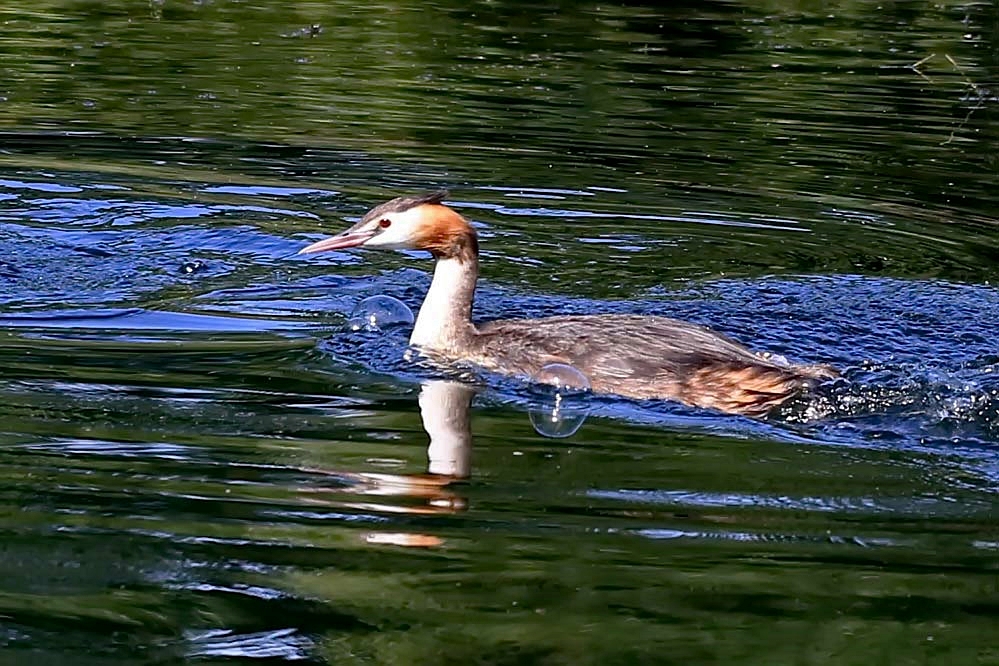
[[300, 191, 838, 416]]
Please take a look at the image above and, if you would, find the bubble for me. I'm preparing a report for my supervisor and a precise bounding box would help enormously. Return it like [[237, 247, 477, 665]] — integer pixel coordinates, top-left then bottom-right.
[[528, 363, 592, 438], [348, 295, 414, 332]]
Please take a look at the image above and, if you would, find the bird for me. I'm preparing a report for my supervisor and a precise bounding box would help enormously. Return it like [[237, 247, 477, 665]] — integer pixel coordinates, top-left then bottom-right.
[[299, 191, 838, 416]]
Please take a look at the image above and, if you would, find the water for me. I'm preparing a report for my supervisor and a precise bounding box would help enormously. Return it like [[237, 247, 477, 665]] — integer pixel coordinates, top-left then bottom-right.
[[1, 1, 999, 663]]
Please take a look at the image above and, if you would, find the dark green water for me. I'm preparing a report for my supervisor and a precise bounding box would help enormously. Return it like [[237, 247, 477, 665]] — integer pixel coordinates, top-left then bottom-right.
[[2, 1, 999, 663]]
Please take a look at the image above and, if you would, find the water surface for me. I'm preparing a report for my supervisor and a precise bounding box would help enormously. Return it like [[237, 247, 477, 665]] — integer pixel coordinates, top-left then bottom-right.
[[2, 1, 999, 663]]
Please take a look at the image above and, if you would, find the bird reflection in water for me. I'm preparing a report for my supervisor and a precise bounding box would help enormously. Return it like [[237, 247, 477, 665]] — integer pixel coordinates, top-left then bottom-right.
[[303, 377, 591, 547], [301, 381, 476, 548]]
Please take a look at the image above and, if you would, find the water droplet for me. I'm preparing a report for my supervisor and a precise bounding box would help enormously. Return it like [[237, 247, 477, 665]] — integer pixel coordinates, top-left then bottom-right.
[[348, 295, 414, 332], [528, 363, 591, 438]]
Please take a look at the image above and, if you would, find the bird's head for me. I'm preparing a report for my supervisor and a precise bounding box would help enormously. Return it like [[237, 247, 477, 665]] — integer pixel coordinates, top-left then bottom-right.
[[299, 190, 477, 261]]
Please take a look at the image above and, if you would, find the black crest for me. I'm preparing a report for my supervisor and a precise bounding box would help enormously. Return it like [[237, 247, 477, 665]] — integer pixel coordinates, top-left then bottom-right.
[[360, 190, 450, 224]]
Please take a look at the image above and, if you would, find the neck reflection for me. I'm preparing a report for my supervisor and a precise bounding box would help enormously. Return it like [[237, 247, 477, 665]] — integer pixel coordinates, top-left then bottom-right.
[[420, 379, 475, 478]]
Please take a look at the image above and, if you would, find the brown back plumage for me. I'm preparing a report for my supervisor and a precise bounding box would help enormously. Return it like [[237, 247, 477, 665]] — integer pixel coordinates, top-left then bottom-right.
[[470, 314, 838, 416]]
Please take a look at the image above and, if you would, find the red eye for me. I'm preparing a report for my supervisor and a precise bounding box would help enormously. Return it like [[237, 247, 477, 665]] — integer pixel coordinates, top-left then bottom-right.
[[378, 218, 391, 229]]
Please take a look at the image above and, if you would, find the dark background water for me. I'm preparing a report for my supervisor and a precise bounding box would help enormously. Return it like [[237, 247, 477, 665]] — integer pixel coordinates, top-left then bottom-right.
[[2, 1, 999, 663]]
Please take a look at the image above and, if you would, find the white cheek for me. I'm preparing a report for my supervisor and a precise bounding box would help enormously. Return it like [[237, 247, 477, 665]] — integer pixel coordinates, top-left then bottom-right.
[[364, 208, 422, 249], [365, 227, 409, 249]]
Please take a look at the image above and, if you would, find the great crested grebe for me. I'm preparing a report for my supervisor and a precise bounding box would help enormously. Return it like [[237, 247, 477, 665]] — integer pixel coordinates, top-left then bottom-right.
[[300, 191, 838, 416]]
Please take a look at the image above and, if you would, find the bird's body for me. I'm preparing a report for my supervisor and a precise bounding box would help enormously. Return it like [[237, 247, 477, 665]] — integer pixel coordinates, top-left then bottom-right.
[[301, 191, 837, 416], [472, 314, 834, 415]]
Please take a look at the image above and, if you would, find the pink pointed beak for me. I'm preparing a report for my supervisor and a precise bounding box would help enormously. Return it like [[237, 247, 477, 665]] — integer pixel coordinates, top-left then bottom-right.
[[298, 229, 375, 254]]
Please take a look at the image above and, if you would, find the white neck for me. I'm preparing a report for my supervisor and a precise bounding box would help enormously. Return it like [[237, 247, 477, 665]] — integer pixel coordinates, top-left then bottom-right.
[[409, 255, 478, 350]]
